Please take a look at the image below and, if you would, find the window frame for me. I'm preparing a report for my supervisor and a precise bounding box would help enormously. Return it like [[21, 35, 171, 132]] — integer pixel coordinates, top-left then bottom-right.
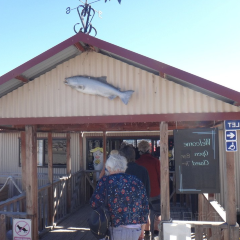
[[19, 137, 67, 168]]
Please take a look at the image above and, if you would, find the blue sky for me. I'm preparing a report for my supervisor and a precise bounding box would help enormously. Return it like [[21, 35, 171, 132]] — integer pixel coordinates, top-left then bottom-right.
[[1, 0, 240, 91]]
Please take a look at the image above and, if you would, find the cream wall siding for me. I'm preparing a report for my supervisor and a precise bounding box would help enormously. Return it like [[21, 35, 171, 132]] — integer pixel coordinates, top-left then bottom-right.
[[215, 130, 227, 210], [0, 132, 81, 188], [0, 52, 239, 118]]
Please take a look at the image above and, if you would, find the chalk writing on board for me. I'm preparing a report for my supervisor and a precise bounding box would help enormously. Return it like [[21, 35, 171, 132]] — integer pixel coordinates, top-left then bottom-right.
[[174, 128, 220, 194], [183, 138, 211, 147]]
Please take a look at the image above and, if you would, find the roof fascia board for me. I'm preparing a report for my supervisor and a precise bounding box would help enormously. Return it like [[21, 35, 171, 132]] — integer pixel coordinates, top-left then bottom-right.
[[0, 112, 240, 125]]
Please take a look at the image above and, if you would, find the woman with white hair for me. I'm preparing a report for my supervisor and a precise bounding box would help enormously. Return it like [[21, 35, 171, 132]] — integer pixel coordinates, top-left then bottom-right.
[[90, 154, 149, 240]]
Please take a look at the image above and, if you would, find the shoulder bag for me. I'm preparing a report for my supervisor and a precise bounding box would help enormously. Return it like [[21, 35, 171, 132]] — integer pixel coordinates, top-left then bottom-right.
[[88, 177, 111, 239]]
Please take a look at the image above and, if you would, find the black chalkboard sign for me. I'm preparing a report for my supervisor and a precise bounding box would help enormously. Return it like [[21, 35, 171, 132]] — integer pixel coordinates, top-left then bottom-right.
[[174, 128, 220, 194]]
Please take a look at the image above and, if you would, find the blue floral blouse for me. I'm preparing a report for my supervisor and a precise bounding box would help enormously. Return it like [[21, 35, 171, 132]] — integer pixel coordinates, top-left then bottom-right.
[[90, 173, 149, 227]]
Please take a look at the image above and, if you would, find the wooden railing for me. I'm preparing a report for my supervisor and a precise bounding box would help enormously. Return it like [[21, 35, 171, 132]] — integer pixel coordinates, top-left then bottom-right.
[[0, 170, 85, 237], [2, 172, 237, 240], [198, 193, 239, 239], [166, 193, 238, 240]]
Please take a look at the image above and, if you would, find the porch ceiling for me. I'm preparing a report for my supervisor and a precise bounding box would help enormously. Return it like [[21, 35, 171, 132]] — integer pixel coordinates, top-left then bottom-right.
[[0, 121, 222, 133]]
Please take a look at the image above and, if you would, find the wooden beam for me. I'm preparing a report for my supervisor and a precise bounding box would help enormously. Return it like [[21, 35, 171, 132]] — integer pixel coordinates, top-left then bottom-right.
[[66, 133, 71, 213], [160, 122, 170, 240], [226, 152, 236, 225], [79, 132, 85, 205], [15, 75, 29, 83], [225, 151, 238, 240], [79, 132, 83, 171], [198, 194, 203, 221], [21, 131, 26, 191], [25, 125, 38, 240], [1, 121, 219, 133], [74, 42, 85, 52], [160, 122, 170, 222], [47, 133, 54, 226], [195, 225, 203, 240], [0, 214, 6, 240]]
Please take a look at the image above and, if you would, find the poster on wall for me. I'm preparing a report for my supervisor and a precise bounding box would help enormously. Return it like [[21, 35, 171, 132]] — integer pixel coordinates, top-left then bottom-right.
[[174, 128, 220, 194]]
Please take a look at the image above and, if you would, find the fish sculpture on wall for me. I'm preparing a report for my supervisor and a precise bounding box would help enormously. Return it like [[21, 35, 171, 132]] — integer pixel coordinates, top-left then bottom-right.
[[64, 76, 134, 105]]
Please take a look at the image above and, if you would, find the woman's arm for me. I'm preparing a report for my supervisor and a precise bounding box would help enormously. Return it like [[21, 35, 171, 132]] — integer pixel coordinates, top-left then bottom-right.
[[89, 177, 106, 209]]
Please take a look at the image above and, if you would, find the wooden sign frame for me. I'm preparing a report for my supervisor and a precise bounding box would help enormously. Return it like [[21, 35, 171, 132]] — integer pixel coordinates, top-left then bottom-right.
[[174, 128, 220, 194]]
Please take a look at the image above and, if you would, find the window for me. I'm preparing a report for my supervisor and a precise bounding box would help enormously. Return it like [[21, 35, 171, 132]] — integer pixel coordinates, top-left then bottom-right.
[[19, 138, 67, 167]]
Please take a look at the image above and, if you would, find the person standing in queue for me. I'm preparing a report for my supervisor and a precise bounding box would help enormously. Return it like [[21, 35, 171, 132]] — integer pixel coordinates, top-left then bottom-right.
[[119, 143, 150, 199], [90, 154, 149, 240], [136, 140, 161, 236]]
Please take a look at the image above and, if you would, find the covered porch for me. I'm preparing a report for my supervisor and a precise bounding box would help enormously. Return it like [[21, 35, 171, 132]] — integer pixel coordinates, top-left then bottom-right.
[[0, 120, 238, 240]]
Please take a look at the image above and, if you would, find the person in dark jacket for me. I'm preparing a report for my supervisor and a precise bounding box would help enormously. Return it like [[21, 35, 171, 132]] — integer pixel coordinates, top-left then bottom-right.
[[119, 143, 150, 198]]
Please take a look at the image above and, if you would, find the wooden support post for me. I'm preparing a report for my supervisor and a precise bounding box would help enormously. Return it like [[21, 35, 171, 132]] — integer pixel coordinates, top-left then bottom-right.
[[160, 122, 170, 240], [211, 225, 222, 240], [25, 125, 38, 240], [198, 194, 203, 221], [21, 131, 27, 212], [79, 132, 85, 205], [195, 225, 203, 240], [229, 224, 239, 240], [47, 133, 54, 226], [66, 133, 71, 213], [0, 214, 6, 240], [21, 132, 26, 192], [225, 151, 238, 240]]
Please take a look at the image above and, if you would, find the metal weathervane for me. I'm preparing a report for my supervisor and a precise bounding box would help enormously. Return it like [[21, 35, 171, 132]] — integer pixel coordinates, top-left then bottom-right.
[[66, 0, 121, 37]]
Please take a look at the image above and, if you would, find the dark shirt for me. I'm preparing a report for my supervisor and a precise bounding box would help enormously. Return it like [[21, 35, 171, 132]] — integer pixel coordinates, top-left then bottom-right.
[[125, 162, 150, 198], [90, 173, 149, 227], [136, 153, 160, 197]]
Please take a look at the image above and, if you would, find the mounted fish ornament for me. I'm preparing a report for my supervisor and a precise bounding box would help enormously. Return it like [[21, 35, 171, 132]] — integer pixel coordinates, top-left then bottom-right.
[[64, 76, 134, 105]]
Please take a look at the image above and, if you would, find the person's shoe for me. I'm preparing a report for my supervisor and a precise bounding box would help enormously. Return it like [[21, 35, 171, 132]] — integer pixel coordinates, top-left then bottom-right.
[[154, 230, 159, 236]]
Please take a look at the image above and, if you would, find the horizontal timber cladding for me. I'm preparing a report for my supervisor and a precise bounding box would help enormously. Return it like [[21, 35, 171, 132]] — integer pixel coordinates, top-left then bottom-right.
[[0, 51, 239, 118]]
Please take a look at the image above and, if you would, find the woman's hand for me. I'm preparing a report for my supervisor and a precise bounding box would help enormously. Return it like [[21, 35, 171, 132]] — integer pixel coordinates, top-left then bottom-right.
[[138, 231, 144, 240], [138, 224, 145, 240]]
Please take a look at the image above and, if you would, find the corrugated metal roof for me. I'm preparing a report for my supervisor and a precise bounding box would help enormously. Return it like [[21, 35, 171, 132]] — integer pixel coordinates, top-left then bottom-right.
[[99, 49, 159, 76], [165, 74, 235, 105], [0, 79, 24, 98], [23, 46, 79, 80]]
